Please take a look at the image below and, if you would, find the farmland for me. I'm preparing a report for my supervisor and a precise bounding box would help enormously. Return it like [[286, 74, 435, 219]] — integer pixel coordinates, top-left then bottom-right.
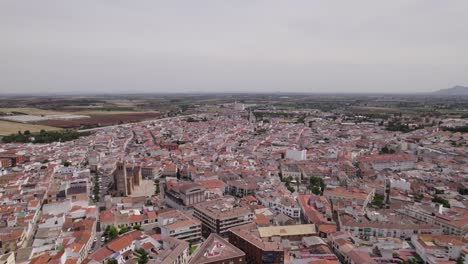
[[32, 112, 163, 129], [0, 120, 61, 136]]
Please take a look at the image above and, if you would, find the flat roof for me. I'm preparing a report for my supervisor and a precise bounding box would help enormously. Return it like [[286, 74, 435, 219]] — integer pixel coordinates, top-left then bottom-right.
[[257, 224, 316, 238]]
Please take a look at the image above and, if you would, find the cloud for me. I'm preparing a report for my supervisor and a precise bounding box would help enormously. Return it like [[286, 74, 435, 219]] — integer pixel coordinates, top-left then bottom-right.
[[1, 0, 467, 93]]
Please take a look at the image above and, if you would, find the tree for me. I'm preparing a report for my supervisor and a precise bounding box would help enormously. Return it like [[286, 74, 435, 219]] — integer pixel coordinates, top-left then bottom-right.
[[308, 176, 325, 195], [371, 194, 385, 208], [154, 179, 160, 195], [380, 146, 395, 154], [106, 225, 118, 241], [432, 195, 450, 208], [119, 225, 130, 234], [136, 248, 149, 264], [63, 161, 71, 167], [413, 193, 424, 202], [458, 186, 468, 195], [107, 259, 118, 264]]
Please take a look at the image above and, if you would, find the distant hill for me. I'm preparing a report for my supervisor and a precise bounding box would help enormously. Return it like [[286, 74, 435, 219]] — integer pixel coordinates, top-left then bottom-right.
[[434, 86, 468, 95]]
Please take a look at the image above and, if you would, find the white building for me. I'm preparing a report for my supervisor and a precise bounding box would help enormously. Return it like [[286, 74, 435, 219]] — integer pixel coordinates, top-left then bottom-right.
[[412, 234, 466, 264], [286, 149, 307, 161], [389, 178, 411, 191], [158, 210, 202, 244]]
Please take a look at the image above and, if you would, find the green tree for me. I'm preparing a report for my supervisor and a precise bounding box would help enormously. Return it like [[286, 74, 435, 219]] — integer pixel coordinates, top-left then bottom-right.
[[119, 225, 130, 234], [308, 176, 325, 195], [136, 248, 149, 264], [107, 259, 118, 264], [432, 195, 450, 208], [458, 186, 468, 195], [371, 194, 385, 208], [107, 225, 118, 241]]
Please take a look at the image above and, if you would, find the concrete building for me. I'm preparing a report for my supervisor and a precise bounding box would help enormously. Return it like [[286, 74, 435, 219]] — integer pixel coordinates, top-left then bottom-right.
[[340, 214, 443, 239], [228, 223, 284, 264], [285, 149, 307, 161], [158, 210, 202, 244], [396, 204, 468, 235], [412, 234, 467, 264], [188, 233, 245, 264], [114, 161, 142, 196], [164, 182, 206, 209], [193, 199, 253, 237], [324, 186, 375, 209]]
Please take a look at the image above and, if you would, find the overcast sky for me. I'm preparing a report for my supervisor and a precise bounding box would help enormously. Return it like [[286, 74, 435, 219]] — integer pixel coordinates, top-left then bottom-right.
[[1, 0, 467, 94]]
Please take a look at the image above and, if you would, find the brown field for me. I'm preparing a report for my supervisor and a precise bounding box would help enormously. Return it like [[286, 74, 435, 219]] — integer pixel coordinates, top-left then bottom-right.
[[34, 113, 163, 128], [0, 120, 62, 135], [0, 107, 66, 115], [0, 106, 158, 116]]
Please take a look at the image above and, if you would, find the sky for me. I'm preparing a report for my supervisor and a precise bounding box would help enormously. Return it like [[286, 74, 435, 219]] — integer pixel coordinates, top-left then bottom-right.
[[1, 0, 467, 94]]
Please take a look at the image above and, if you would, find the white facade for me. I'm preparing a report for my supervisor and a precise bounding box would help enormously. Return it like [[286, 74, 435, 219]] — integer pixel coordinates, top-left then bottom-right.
[[389, 178, 411, 191], [412, 235, 465, 264], [285, 149, 307, 161]]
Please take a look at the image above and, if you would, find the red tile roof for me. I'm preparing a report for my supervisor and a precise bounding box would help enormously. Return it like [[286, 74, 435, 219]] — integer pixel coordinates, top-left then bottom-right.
[[106, 231, 142, 252]]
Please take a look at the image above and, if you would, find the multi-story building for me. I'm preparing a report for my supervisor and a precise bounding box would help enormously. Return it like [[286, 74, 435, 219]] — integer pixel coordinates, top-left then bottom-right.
[[225, 179, 258, 197], [412, 234, 467, 264], [164, 182, 206, 209], [324, 186, 375, 209], [285, 149, 307, 161], [280, 163, 302, 179], [340, 214, 443, 239], [228, 223, 284, 264], [257, 195, 301, 219], [358, 154, 417, 171], [141, 164, 160, 179], [0, 152, 27, 167], [114, 161, 142, 196], [396, 204, 468, 235], [158, 209, 202, 244], [188, 233, 245, 264], [193, 199, 253, 237]]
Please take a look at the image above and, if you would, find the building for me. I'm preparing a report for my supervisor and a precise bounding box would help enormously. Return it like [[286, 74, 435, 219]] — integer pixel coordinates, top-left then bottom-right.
[[412, 234, 467, 264], [158, 210, 202, 244], [297, 194, 333, 224], [114, 161, 142, 196], [324, 186, 375, 209], [155, 237, 190, 264], [257, 196, 301, 219], [257, 224, 317, 241], [188, 233, 245, 264], [396, 204, 468, 235], [340, 213, 443, 239], [228, 223, 284, 264], [285, 149, 307, 161], [193, 199, 253, 237], [225, 179, 258, 197], [280, 163, 302, 179], [0, 152, 27, 167], [358, 154, 417, 171], [164, 182, 206, 209], [141, 164, 160, 179]]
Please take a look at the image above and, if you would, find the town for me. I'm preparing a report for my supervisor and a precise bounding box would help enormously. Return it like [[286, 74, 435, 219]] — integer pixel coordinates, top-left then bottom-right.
[[0, 100, 467, 264]]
